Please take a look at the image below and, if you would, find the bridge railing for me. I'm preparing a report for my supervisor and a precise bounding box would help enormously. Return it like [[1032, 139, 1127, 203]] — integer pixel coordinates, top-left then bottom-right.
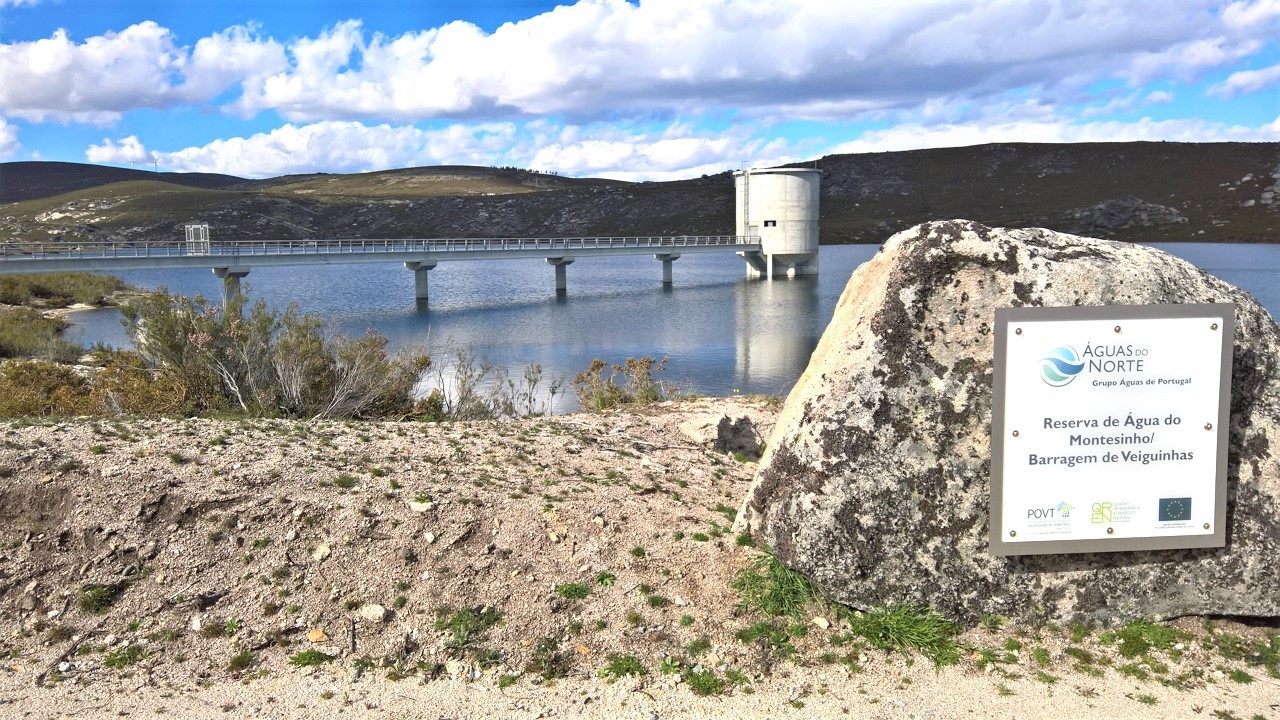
[[0, 235, 760, 260]]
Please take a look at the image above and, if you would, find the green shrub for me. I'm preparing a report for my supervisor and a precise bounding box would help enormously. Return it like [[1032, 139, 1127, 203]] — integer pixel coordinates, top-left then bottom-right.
[[0, 273, 128, 307], [0, 307, 83, 361], [0, 360, 89, 417], [121, 290, 430, 419], [571, 356, 674, 411]]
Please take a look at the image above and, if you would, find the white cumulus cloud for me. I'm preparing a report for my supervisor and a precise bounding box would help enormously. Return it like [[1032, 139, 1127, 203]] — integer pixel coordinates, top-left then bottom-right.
[[0, 21, 284, 123], [1209, 63, 1280, 98], [9, 0, 1274, 128], [85, 134, 153, 165], [85, 121, 519, 178]]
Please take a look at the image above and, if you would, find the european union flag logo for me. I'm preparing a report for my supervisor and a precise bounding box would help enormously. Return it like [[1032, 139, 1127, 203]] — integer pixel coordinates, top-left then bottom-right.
[[1159, 497, 1191, 522]]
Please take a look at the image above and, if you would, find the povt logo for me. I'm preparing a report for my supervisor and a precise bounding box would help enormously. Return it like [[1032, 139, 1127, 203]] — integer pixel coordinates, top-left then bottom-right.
[[1040, 346, 1085, 387]]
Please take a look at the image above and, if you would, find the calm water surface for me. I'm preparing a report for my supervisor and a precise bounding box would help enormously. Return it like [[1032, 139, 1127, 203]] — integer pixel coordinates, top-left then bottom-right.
[[67, 243, 1280, 408]]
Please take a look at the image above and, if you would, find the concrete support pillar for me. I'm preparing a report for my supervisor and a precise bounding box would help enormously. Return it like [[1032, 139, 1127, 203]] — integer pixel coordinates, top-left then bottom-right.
[[654, 253, 681, 285], [766, 253, 774, 281], [212, 266, 250, 305], [404, 260, 438, 301], [546, 257, 575, 293]]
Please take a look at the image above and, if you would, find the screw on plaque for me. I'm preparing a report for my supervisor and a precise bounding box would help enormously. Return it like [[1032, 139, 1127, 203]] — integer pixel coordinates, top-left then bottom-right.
[[1114, 326, 1122, 333], [1106, 527, 1115, 535], [1009, 530, 1017, 538], [1204, 423, 1213, 431], [1012, 430, 1020, 438], [1211, 323, 1219, 331], [1015, 328, 1023, 335], [1203, 523, 1210, 530]]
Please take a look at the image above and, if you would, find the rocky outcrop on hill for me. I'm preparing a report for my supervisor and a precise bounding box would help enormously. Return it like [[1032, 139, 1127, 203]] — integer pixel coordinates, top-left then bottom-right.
[[1049, 195, 1187, 236], [738, 219, 1280, 624]]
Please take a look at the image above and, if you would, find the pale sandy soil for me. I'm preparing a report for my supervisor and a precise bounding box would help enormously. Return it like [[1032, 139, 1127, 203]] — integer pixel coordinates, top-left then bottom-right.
[[1, 397, 1277, 719]]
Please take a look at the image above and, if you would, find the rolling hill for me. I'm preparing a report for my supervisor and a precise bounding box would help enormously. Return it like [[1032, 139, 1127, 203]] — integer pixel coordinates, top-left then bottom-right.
[[0, 142, 1276, 246]]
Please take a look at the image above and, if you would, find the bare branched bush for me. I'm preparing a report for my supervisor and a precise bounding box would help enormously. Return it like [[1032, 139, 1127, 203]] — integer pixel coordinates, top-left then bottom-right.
[[425, 349, 564, 420]]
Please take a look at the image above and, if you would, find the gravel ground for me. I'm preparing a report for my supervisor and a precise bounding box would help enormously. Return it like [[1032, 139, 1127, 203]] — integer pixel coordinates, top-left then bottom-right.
[[1, 397, 1277, 719]]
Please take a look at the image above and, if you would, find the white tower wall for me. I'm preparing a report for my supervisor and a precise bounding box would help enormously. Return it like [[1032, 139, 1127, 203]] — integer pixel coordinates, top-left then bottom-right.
[[734, 167, 821, 277]]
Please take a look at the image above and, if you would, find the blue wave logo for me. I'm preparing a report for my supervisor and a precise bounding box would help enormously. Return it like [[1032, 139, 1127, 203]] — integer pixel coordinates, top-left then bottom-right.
[[1040, 346, 1084, 387]]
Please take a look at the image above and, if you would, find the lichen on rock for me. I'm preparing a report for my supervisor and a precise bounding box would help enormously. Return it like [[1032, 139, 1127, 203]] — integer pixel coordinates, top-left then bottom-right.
[[738, 219, 1280, 624]]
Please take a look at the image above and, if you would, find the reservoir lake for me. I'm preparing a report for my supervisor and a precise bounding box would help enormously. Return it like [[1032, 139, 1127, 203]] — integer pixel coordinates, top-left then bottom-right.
[[67, 243, 1280, 410]]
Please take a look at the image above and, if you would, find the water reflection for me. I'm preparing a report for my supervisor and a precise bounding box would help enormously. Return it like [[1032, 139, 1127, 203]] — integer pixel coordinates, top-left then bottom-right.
[[735, 276, 821, 393]]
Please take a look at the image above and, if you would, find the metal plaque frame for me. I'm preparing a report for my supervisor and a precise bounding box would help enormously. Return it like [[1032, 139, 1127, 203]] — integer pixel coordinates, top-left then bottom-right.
[[990, 304, 1233, 556]]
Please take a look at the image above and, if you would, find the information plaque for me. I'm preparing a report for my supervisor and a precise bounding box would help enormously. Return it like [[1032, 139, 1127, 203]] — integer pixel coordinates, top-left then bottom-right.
[[990, 304, 1233, 556]]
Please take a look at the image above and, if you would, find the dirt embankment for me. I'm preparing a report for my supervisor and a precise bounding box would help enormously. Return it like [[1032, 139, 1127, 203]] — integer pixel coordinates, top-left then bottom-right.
[[0, 397, 1276, 719]]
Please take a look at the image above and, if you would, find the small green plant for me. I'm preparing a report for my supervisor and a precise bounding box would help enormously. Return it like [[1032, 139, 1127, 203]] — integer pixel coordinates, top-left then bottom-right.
[[527, 637, 572, 680], [435, 606, 505, 655], [686, 669, 726, 696], [680, 614, 695, 627], [1034, 670, 1060, 684], [1031, 647, 1051, 667], [89, 444, 106, 455], [734, 622, 796, 658], [630, 546, 646, 558], [691, 532, 709, 542], [333, 474, 356, 489], [846, 604, 960, 667], [595, 571, 617, 586], [103, 644, 148, 669], [46, 624, 73, 643], [77, 583, 124, 614], [686, 635, 713, 657], [981, 614, 1009, 630], [289, 649, 335, 667], [598, 655, 646, 680], [735, 532, 755, 548], [1117, 620, 1181, 658], [1134, 693, 1158, 705], [1228, 668, 1254, 683], [730, 551, 815, 618], [223, 618, 242, 637], [647, 594, 670, 608], [498, 674, 519, 688], [393, 595, 408, 609], [228, 649, 253, 671], [556, 582, 591, 600]]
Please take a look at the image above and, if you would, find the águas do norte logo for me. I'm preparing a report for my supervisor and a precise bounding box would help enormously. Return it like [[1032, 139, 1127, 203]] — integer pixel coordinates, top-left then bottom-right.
[[1039, 341, 1147, 387]]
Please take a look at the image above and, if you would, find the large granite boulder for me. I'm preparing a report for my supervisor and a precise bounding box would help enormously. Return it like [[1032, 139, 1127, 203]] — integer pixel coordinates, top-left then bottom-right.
[[738, 219, 1280, 624]]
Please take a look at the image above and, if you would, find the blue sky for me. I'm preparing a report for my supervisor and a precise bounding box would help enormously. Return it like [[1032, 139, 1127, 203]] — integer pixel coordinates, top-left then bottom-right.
[[1, 0, 1278, 180]]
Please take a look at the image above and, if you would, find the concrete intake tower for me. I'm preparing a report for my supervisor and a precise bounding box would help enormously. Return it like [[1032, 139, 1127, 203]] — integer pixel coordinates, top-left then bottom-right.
[[734, 167, 821, 278]]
